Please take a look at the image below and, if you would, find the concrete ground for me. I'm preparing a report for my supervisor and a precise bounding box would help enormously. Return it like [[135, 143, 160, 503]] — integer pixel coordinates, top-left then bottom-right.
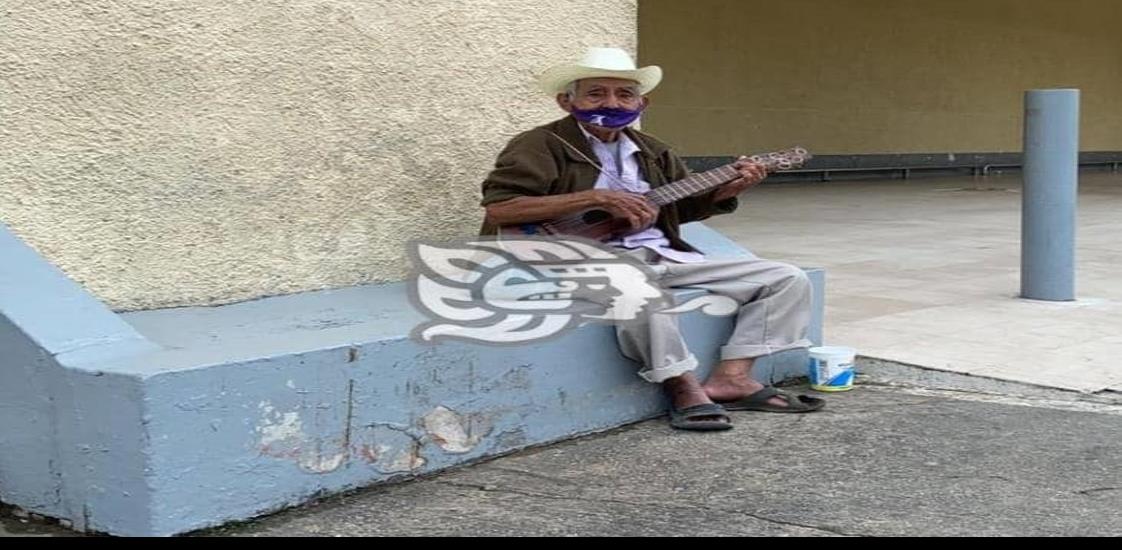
[[6, 172, 1121, 537], [201, 385, 1122, 537], [6, 378, 1122, 537], [710, 172, 1122, 394]]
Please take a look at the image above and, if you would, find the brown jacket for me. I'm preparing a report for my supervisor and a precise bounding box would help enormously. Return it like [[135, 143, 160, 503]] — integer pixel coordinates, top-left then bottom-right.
[[479, 116, 738, 252]]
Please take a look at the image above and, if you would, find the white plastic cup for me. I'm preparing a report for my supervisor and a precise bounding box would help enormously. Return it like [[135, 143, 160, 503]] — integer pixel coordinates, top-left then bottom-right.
[[808, 346, 857, 392]]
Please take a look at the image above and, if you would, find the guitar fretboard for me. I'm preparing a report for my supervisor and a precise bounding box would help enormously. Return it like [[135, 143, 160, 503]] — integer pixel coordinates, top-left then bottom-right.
[[645, 148, 810, 207], [646, 165, 740, 207]]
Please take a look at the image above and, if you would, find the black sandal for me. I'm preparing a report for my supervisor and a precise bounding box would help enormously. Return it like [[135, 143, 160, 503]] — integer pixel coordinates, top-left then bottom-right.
[[669, 403, 734, 432], [720, 387, 826, 414]]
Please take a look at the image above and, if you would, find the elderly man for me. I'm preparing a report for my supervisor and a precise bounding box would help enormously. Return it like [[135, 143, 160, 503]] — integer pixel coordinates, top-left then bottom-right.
[[480, 48, 824, 431]]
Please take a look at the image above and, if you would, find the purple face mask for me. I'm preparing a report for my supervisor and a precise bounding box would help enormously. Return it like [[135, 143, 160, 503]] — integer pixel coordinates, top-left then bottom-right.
[[571, 107, 645, 129]]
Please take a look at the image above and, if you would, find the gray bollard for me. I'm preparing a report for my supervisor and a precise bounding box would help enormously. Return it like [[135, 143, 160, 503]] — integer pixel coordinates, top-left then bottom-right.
[[1022, 89, 1080, 302]]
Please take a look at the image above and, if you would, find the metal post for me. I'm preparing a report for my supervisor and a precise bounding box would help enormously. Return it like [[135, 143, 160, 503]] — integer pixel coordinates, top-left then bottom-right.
[[1022, 89, 1080, 302]]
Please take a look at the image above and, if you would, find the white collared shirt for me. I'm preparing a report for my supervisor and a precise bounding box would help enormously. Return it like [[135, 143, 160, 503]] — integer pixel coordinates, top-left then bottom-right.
[[579, 126, 706, 264]]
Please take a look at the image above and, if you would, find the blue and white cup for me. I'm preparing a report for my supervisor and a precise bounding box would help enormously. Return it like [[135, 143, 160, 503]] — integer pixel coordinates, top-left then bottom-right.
[[808, 346, 857, 392]]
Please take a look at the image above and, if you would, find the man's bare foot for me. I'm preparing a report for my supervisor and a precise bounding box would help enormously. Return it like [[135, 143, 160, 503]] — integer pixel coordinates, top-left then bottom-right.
[[663, 373, 729, 425], [702, 359, 791, 409]]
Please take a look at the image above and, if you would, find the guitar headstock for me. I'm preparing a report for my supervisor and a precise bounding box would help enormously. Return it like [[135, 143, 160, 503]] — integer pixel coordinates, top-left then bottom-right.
[[743, 147, 813, 172]]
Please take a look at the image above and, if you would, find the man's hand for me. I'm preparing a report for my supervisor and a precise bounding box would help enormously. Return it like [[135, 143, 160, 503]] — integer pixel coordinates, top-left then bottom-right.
[[713, 157, 769, 202], [484, 190, 658, 230], [588, 190, 659, 231]]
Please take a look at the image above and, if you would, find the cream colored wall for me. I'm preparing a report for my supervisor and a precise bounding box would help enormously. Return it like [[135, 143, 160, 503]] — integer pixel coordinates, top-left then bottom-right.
[[639, 0, 1122, 156], [0, 0, 637, 310]]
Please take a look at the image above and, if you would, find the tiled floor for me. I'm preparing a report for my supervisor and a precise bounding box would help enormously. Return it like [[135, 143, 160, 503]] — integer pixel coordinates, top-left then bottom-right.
[[710, 172, 1122, 393]]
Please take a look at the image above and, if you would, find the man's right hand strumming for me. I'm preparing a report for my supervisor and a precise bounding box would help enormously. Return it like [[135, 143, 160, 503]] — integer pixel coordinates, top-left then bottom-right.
[[584, 190, 659, 231]]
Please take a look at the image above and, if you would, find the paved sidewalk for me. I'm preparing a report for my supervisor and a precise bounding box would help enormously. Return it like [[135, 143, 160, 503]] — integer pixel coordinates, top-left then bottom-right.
[[711, 173, 1122, 393]]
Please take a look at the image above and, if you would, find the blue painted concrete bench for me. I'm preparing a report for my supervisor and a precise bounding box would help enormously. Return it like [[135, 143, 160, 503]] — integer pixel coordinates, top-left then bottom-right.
[[0, 223, 824, 536]]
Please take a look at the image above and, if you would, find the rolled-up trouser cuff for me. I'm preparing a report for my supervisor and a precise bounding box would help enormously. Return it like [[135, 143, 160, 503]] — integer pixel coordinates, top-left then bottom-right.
[[638, 354, 700, 384]]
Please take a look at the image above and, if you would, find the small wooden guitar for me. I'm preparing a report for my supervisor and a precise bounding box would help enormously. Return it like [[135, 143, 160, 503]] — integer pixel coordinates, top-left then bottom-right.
[[499, 147, 812, 241]]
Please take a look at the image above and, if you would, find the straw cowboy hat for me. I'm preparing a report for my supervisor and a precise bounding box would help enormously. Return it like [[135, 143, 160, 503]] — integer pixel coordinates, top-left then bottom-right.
[[538, 47, 663, 96]]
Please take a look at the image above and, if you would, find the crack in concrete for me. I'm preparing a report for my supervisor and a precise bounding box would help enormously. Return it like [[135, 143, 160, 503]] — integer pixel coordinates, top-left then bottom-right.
[[343, 380, 355, 449], [436, 480, 862, 537], [1076, 487, 1120, 497], [947, 475, 1014, 483], [860, 380, 1122, 416], [485, 466, 579, 486]]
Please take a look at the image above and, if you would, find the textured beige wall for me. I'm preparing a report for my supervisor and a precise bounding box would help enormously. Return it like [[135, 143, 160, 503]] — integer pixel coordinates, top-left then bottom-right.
[[0, 0, 637, 310], [639, 0, 1122, 156]]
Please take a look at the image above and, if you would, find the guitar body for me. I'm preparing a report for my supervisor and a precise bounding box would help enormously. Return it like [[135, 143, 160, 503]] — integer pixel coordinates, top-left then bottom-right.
[[498, 208, 631, 242]]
